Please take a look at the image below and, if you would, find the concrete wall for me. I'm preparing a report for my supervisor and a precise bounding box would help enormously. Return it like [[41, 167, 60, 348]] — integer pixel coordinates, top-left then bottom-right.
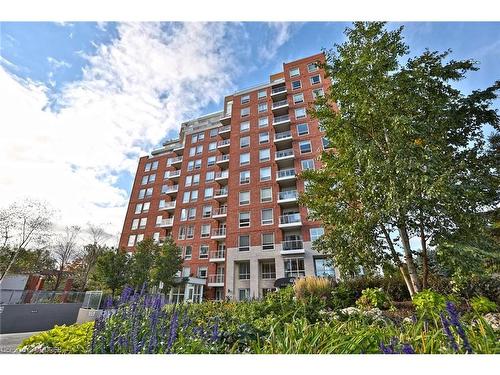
[[76, 308, 103, 324], [0, 303, 82, 334]]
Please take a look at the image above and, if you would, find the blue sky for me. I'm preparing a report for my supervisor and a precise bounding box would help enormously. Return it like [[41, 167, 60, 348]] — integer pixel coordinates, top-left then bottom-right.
[[1, 22, 499, 238]]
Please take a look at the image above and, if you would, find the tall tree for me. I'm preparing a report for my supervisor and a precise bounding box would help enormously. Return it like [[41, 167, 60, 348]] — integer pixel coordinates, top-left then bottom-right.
[[93, 249, 129, 297], [129, 238, 157, 288], [53, 225, 81, 290], [301, 22, 499, 296], [151, 236, 183, 292]]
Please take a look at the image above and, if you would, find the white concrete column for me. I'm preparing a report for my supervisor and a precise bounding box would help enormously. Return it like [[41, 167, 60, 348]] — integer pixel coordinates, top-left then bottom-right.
[[250, 258, 259, 299]]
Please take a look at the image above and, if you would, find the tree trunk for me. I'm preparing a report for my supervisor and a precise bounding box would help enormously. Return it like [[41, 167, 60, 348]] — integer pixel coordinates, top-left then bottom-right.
[[419, 222, 429, 290], [398, 224, 421, 293], [380, 225, 415, 297], [0, 247, 21, 281], [54, 266, 64, 291]]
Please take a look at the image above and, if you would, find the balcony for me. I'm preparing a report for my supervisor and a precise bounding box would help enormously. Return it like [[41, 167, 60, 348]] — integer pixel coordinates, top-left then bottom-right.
[[217, 139, 230, 151], [209, 249, 225, 262], [220, 113, 232, 126], [273, 114, 291, 132], [271, 85, 287, 100], [215, 170, 229, 183], [170, 156, 183, 166], [274, 130, 292, 143], [279, 213, 302, 228], [280, 240, 305, 255], [276, 168, 296, 186], [278, 190, 298, 205], [275, 148, 295, 162], [164, 170, 181, 181], [212, 206, 228, 219], [173, 143, 184, 155], [159, 201, 176, 211], [218, 125, 231, 139], [207, 274, 225, 287], [214, 188, 228, 201], [211, 227, 227, 239], [157, 217, 174, 228], [162, 185, 179, 195], [216, 155, 230, 168], [272, 99, 289, 115]]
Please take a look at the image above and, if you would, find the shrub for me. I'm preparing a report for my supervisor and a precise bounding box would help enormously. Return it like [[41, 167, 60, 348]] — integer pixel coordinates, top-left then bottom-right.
[[470, 296, 497, 315], [330, 282, 358, 310], [412, 290, 447, 319], [356, 288, 391, 310], [18, 322, 94, 354], [293, 276, 334, 301]]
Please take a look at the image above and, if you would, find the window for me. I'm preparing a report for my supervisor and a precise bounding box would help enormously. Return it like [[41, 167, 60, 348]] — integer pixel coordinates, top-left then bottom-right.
[[180, 208, 188, 221], [310, 227, 325, 242], [289, 67, 300, 77], [239, 212, 250, 228], [194, 159, 202, 170], [197, 267, 208, 279], [260, 187, 272, 203], [239, 262, 250, 279], [206, 171, 215, 182], [183, 192, 190, 204], [204, 187, 214, 200], [299, 140, 312, 154], [198, 132, 205, 141], [207, 156, 216, 166], [284, 258, 305, 278], [322, 137, 331, 149], [141, 176, 148, 185], [191, 134, 198, 143], [144, 163, 151, 172], [240, 136, 250, 148], [301, 159, 315, 171], [199, 245, 209, 259], [187, 161, 194, 171], [258, 103, 267, 113], [178, 227, 186, 240], [291, 80, 302, 90], [185, 175, 192, 187], [188, 207, 196, 220], [138, 189, 146, 199], [261, 261, 276, 279], [312, 88, 324, 99], [201, 224, 210, 238], [131, 219, 139, 230], [261, 209, 273, 225], [295, 107, 306, 119], [240, 107, 250, 117], [297, 123, 309, 135], [258, 90, 267, 99], [196, 145, 203, 154], [202, 205, 212, 218], [310, 75, 321, 85], [182, 266, 191, 277], [136, 234, 144, 243], [210, 128, 218, 137], [241, 94, 250, 104], [240, 152, 250, 166], [258, 116, 268, 128], [139, 217, 147, 229], [186, 226, 194, 239], [225, 100, 233, 116], [127, 235, 136, 247], [184, 246, 192, 260], [191, 190, 198, 202], [240, 121, 250, 132], [135, 204, 142, 214], [193, 174, 200, 185], [240, 170, 250, 184], [307, 62, 319, 72], [153, 232, 160, 243], [142, 202, 150, 213], [293, 93, 304, 104], [151, 161, 158, 170], [259, 148, 270, 162], [189, 147, 196, 157], [146, 188, 153, 197], [239, 288, 250, 301], [208, 142, 217, 151], [239, 191, 250, 205], [156, 215, 163, 226], [315, 258, 336, 278], [259, 132, 269, 144], [260, 167, 271, 181], [262, 233, 274, 251]]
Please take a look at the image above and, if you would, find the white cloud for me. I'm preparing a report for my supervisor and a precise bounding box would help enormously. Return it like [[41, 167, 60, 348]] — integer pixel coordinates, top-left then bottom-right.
[[0, 22, 237, 245], [258, 22, 297, 61], [47, 56, 72, 69]]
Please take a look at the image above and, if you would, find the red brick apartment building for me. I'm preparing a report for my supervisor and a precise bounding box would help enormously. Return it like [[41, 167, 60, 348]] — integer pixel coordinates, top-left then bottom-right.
[[118, 53, 337, 302]]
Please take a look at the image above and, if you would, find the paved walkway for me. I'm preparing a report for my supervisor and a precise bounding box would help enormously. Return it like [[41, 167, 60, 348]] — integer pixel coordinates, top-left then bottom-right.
[[0, 331, 43, 354]]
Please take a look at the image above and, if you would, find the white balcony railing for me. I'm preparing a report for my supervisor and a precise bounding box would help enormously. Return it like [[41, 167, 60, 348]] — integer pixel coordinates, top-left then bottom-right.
[[159, 201, 176, 210], [271, 86, 287, 95], [278, 190, 298, 201], [215, 170, 229, 180], [272, 99, 288, 108], [208, 274, 225, 284], [279, 213, 301, 225], [209, 249, 225, 260], [282, 239, 304, 251], [162, 185, 179, 193], [273, 114, 290, 124], [216, 155, 230, 163], [164, 170, 181, 179], [218, 139, 230, 147], [157, 218, 174, 227], [275, 148, 294, 159], [211, 228, 227, 237], [219, 125, 231, 133], [213, 206, 228, 216], [214, 188, 228, 197], [274, 130, 292, 140], [277, 168, 296, 179], [171, 156, 183, 164]]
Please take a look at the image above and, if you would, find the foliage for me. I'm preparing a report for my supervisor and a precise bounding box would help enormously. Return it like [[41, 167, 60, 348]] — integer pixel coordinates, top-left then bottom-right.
[[412, 290, 447, 319], [356, 288, 391, 310], [93, 249, 129, 297], [293, 276, 334, 301], [0, 246, 55, 275], [470, 296, 497, 315], [18, 322, 94, 354]]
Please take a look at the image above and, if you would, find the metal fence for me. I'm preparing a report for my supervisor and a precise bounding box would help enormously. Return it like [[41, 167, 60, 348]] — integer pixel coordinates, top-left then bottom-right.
[[0, 289, 86, 305]]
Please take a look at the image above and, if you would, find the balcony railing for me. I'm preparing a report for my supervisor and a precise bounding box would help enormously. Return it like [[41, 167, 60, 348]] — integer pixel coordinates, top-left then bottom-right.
[[278, 190, 298, 201], [273, 115, 290, 124], [216, 155, 230, 163], [214, 188, 228, 197], [277, 168, 296, 179], [159, 201, 176, 210], [209, 249, 225, 259], [171, 156, 183, 164], [208, 274, 225, 284], [279, 213, 301, 225], [212, 228, 227, 237], [271, 86, 287, 95], [272, 99, 288, 108], [213, 206, 228, 216], [162, 185, 179, 193], [274, 130, 292, 140], [282, 240, 304, 251], [218, 125, 231, 133], [157, 218, 174, 227], [164, 170, 181, 179], [275, 148, 294, 159], [218, 139, 230, 147]]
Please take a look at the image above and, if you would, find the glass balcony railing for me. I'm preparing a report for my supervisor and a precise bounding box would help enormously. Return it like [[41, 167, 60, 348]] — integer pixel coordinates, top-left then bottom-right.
[[159, 201, 176, 209], [219, 125, 231, 133], [171, 156, 183, 164], [209, 249, 225, 259], [279, 213, 301, 225], [218, 139, 230, 147], [216, 155, 230, 163], [272, 99, 288, 108], [211, 228, 227, 237], [274, 130, 292, 140], [213, 206, 228, 216], [273, 115, 290, 124], [271, 86, 287, 95], [277, 168, 296, 179], [275, 149, 294, 159], [215, 188, 228, 196], [282, 240, 304, 251], [208, 274, 225, 284], [162, 185, 179, 193], [278, 190, 298, 201]]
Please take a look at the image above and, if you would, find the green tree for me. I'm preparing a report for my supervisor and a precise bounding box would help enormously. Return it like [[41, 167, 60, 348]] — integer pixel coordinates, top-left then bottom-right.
[[301, 22, 499, 297], [151, 236, 183, 292], [93, 249, 129, 297], [129, 238, 157, 288], [0, 246, 55, 275]]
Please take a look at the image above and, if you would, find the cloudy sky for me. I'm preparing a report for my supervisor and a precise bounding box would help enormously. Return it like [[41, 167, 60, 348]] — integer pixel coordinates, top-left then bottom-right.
[[1, 22, 499, 242]]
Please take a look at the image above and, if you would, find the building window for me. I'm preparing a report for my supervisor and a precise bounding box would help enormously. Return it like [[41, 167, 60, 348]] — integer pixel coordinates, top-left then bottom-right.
[[240, 121, 250, 132], [136, 234, 144, 243], [183, 192, 190, 204], [241, 107, 250, 117], [191, 134, 198, 143], [156, 215, 163, 226], [141, 176, 148, 185], [310, 227, 325, 242], [153, 232, 160, 243], [202, 205, 212, 218], [187, 161, 194, 171], [239, 191, 250, 205], [138, 189, 145, 199], [180, 208, 188, 221], [127, 235, 136, 247], [131, 219, 139, 230], [260, 187, 272, 203], [240, 136, 250, 148], [259, 132, 269, 144], [239, 262, 250, 280], [293, 93, 304, 104], [206, 171, 215, 182], [239, 235, 250, 252], [191, 190, 198, 202], [258, 117, 268, 128], [262, 233, 274, 251], [210, 128, 218, 137], [240, 152, 250, 166], [259, 148, 270, 162], [183, 246, 192, 260], [189, 147, 196, 157], [142, 202, 150, 212], [301, 159, 315, 171], [322, 137, 331, 149], [201, 224, 210, 238], [194, 159, 202, 170], [188, 207, 196, 220], [258, 103, 268, 113], [284, 258, 305, 278], [139, 217, 147, 229], [196, 145, 203, 155], [134, 204, 142, 214], [289, 67, 300, 77], [199, 245, 209, 259], [312, 88, 324, 99], [185, 175, 192, 187], [241, 94, 250, 104], [310, 75, 321, 85], [208, 142, 217, 151], [261, 261, 276, 279], [260, 167, 271, 181], [197, 267, 208, 279], [295, 107, 306, 119], [291, 80, 302, 90], [178, 227, 186, 240], [144, 163, 151, 172], [297, 123, 309, 135], [239, 288, 250, 301], [240, 170, 250, 184], [258, 90, 267, 99], [182, 266, 191, 277], [315, 258, 336, 278], [261, 208, 273, 225], [198, 132, 205, 141], [186, 226, 194, 239], [299, 140, 312, 154], [204, 187, 214, 200], [239, 212, 250, 228], [307, 62, 319, 72], [207, 156, 216, 166]]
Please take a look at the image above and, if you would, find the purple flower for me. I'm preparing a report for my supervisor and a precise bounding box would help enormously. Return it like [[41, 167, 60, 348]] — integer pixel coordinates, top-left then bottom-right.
[[401, 343, 415, 354], [109, 330, 116, 354], [440, 313, 459, 352], [446, 302, 473, 354], [167, 310, 179, 352]]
